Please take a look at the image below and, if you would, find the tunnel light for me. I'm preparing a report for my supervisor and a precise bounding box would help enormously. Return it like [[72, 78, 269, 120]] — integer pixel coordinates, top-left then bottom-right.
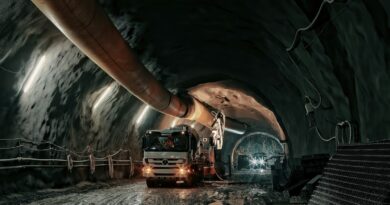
[[136, 105, 150, 125], [23, 55, 46, 93], [259, 159, 265, 165], [171, 118, 178, 128], [92, 84, 114, 112], [225, 127, 245, 135], [250, 158, 265, 166], [250, 159, 258, 165]]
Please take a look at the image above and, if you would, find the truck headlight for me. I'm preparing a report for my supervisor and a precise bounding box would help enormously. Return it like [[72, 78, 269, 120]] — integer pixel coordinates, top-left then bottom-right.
[[178, 167, 191, 175], [179, 168, 186, 175], [143, 166, 152, 174]]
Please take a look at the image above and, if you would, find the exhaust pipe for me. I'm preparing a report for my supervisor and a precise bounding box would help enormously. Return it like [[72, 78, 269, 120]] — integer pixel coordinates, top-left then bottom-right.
[[31, 0, 216, 128]]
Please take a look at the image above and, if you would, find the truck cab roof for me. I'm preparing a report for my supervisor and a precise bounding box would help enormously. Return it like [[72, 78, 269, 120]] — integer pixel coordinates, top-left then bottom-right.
[[146, 125, 190, 135], [145, 125, 200, 140]]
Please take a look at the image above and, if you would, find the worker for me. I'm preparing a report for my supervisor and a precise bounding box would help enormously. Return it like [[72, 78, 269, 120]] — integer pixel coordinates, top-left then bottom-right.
[[163, 135, 175, 149]]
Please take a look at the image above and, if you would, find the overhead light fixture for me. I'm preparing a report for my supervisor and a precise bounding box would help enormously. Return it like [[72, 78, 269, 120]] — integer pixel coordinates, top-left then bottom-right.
[[136, 105, 150, 125], [92, 83, 114, 112], [23, 55, 46, 93], [171, 118, 178, 128], [225, 127, 245, 135]]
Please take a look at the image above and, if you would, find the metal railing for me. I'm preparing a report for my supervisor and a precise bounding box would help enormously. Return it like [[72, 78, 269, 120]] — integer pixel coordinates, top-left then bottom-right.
[[0, 138, 134, 178]]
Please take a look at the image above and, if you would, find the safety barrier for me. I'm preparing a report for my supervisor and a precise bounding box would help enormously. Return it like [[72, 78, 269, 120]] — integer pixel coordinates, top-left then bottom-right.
[[0, 138, 134, 178]]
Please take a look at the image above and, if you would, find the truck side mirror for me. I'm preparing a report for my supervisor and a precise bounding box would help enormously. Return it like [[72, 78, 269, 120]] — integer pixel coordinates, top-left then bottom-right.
[[142, 137, 146, 149]]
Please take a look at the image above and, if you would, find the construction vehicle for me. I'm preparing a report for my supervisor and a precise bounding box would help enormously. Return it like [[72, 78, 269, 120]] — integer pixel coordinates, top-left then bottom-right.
[[141, 112, 226, 187]]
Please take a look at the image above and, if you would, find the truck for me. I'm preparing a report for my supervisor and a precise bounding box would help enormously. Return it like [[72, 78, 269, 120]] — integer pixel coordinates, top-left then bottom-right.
[[141, 125, 206, 187]]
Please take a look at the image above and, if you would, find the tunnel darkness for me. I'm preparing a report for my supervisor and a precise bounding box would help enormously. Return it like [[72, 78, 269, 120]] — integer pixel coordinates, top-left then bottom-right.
[[1, 0, 390, 204]]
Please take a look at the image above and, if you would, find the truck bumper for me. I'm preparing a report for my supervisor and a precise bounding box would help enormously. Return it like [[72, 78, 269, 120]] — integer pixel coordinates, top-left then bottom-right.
[[143, 167, 190, 181]]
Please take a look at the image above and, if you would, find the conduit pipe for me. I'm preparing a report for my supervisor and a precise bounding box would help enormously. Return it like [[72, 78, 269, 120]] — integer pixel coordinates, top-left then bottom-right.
[[31, 0, 216, 128]]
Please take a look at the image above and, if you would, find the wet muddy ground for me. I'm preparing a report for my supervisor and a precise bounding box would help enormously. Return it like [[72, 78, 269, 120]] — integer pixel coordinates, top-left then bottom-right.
[[0, 178, 299, 205]]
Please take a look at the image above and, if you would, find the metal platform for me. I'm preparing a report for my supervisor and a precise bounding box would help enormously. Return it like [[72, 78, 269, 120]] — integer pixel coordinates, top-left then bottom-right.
[[309, 142, 390, 205]]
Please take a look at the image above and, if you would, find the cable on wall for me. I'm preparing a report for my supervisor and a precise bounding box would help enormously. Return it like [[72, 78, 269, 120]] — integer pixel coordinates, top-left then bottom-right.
[[286, 0, 335, 52]]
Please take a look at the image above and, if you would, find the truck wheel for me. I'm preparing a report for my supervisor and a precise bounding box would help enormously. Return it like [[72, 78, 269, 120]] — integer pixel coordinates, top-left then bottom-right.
[[195, 174, 201, 185], [184, 175, 194, 187], [185, 179, 193, 187], [146, 179, 156, 188]]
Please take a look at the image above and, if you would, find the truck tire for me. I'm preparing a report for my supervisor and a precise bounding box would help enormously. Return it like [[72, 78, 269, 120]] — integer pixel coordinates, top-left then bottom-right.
[[146, 179, 156, 188], [185, 177, 194, 187]]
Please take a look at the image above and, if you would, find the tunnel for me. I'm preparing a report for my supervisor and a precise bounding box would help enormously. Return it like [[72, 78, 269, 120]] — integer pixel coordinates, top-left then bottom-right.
[[1, 0, 390, 204]]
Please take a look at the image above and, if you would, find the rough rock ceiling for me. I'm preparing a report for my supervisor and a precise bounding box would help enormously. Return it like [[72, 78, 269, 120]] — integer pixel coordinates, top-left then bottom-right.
[[188, 80, 285, 140]]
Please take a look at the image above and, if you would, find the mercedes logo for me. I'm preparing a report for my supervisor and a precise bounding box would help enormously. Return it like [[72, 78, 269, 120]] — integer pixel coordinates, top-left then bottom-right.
[[162, 159, 168, 165]]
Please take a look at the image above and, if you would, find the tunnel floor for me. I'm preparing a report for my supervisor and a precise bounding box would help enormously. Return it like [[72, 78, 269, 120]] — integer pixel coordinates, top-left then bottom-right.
[[1, 178, 299, 205]]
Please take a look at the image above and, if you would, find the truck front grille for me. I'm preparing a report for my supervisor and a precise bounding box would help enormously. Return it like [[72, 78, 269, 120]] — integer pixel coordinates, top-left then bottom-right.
[[146, 158, 186, 166]]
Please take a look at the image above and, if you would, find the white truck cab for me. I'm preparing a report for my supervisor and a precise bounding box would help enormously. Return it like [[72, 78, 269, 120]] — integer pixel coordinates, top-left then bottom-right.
[[142, 126, 202, 187]]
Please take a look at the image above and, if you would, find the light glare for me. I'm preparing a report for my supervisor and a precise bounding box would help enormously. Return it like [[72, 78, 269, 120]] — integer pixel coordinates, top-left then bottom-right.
[[250, 159, 257, 165], [23, 55, 47, 93], [143, 166, 152, 174], [136, 105, 150, 125], [171, 118, 178, 128], [259, 159, 265, 165], [179, 168, 185, 175], [225, 127, 245, 135], [93, 84, 114, 112]]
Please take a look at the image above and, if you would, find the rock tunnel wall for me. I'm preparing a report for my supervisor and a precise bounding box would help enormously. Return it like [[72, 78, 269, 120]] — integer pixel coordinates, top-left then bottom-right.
[[1, 0, 390, 193], [0, 1, 162, 194]]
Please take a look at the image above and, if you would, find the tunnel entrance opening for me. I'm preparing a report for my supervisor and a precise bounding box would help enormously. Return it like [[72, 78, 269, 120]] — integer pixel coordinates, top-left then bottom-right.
[[231, 132, 284, 172]]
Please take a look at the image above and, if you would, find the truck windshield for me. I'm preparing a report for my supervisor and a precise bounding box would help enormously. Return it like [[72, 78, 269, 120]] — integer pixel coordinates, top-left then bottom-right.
[[144, 132, 189, 152]]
